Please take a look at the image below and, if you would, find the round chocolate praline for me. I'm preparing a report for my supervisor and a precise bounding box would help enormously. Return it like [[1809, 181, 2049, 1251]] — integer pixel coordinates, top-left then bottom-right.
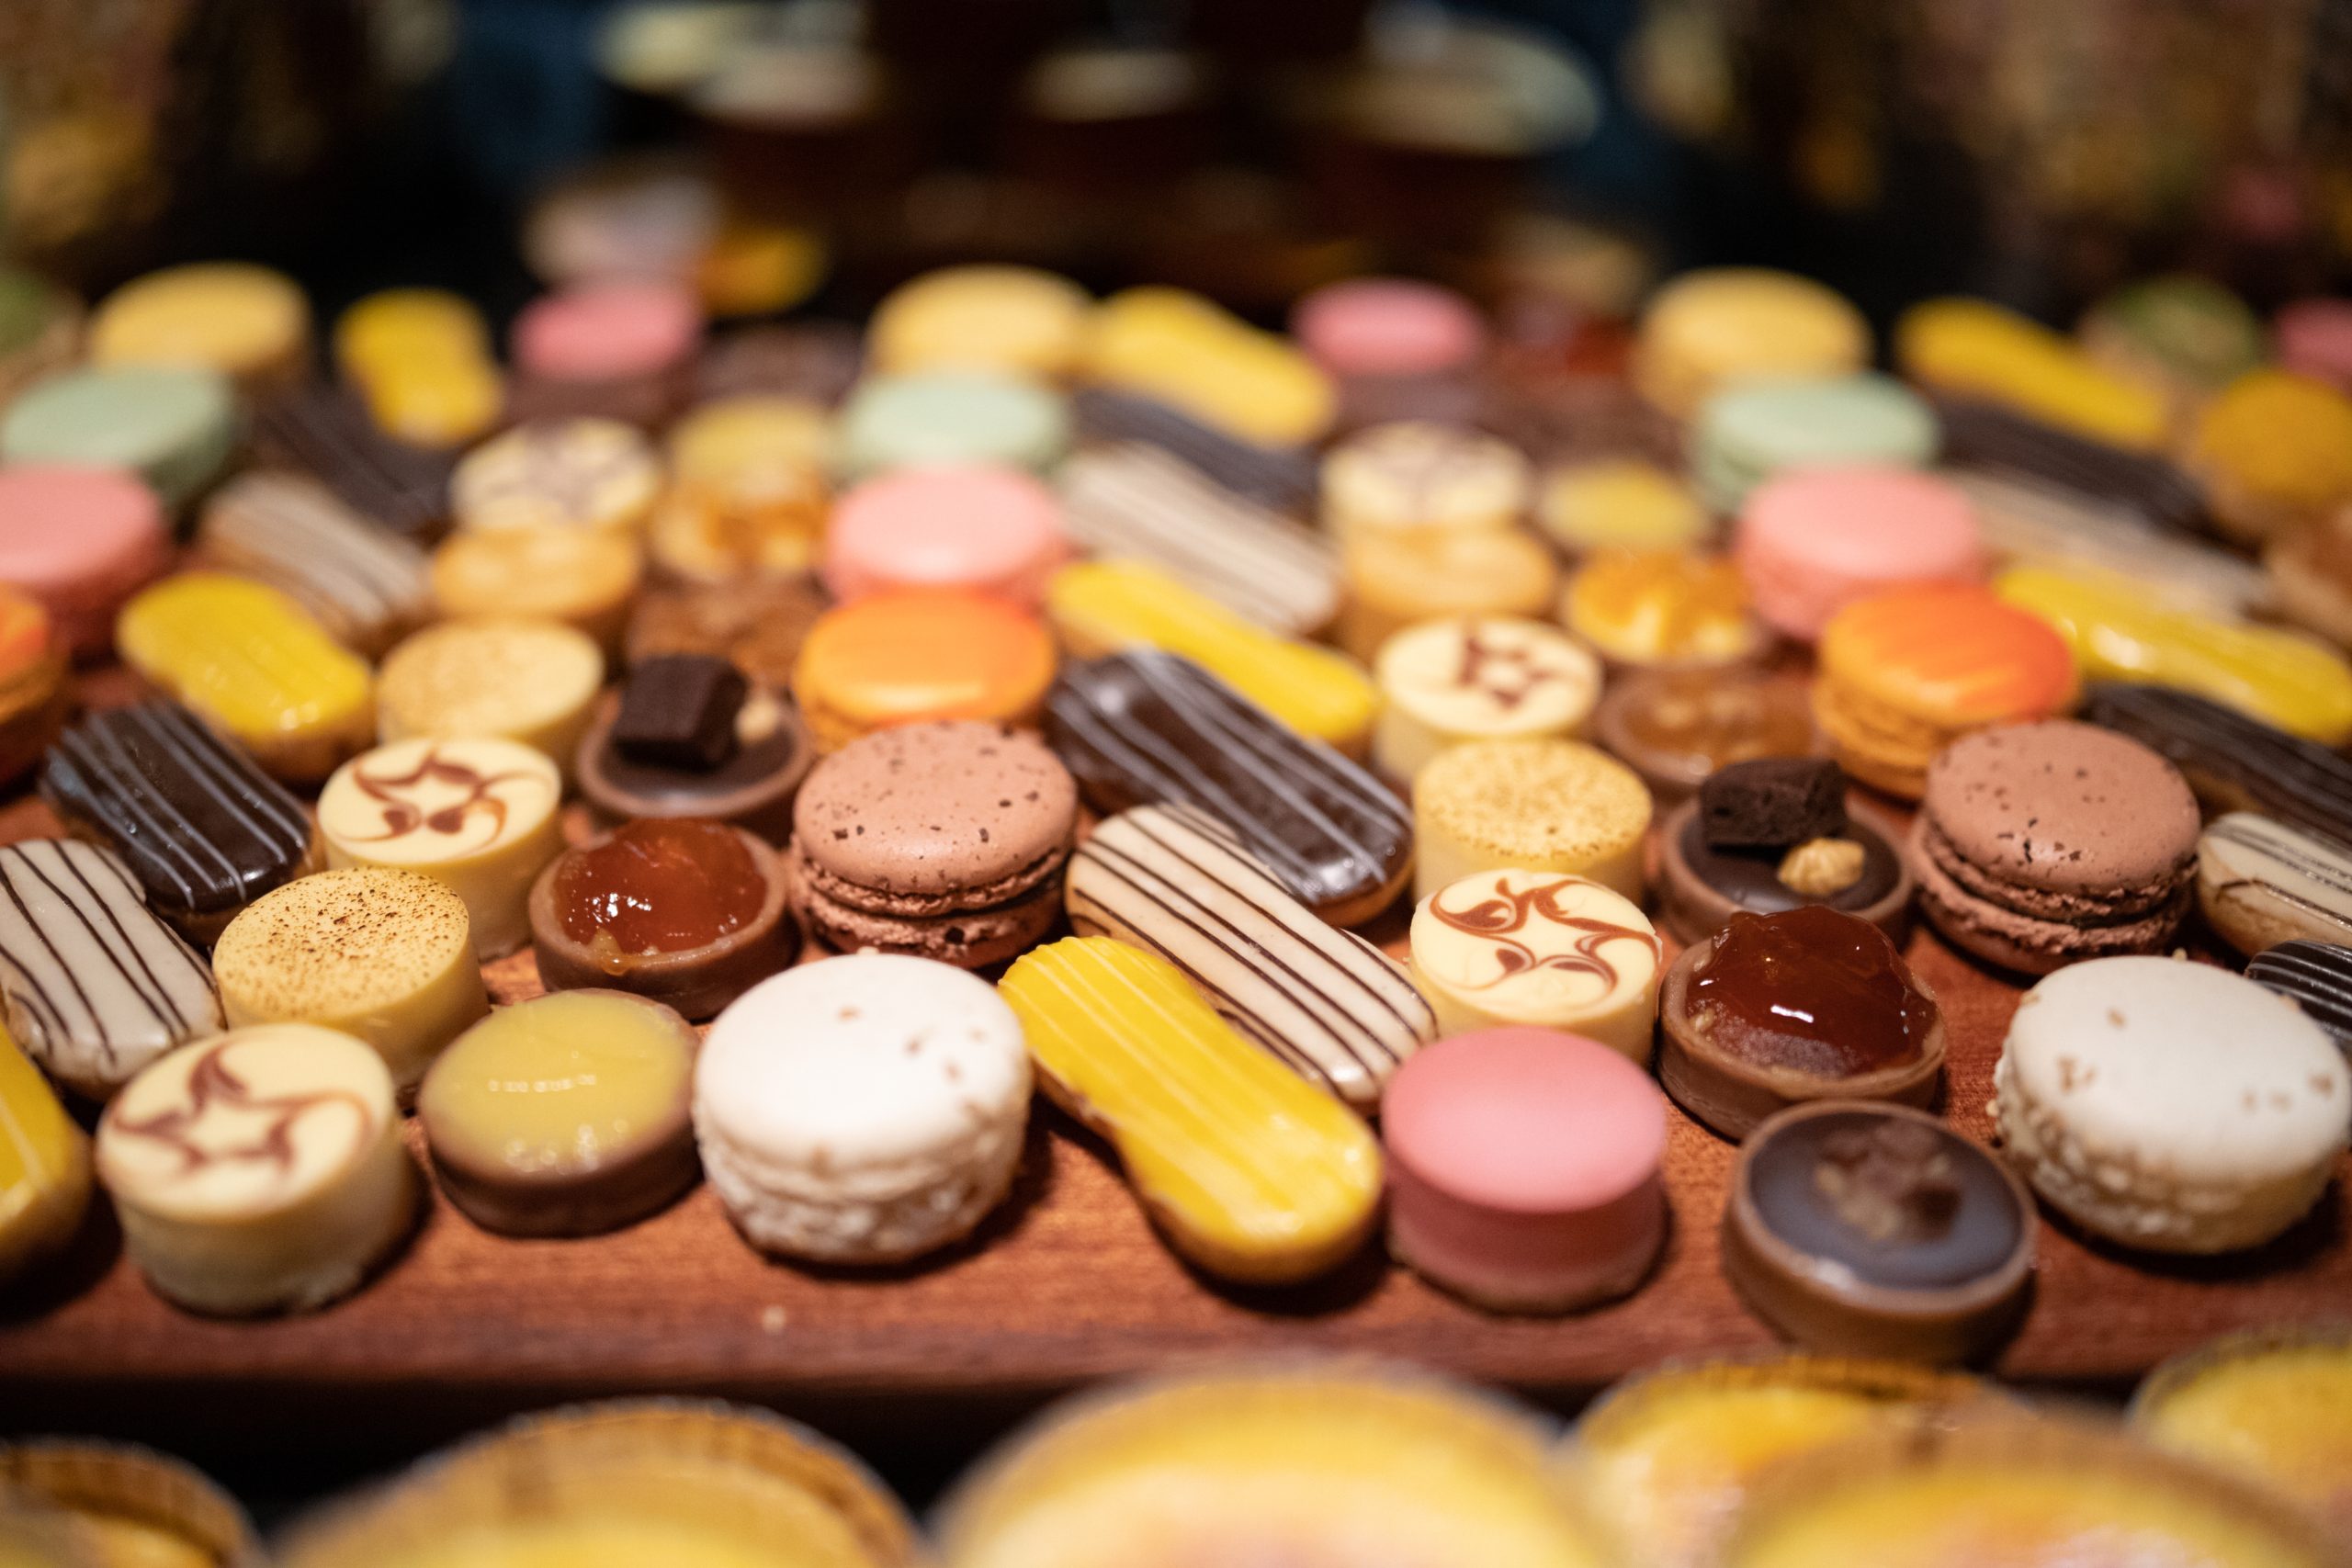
[[529, 819, 796, 1020], [1659, 906, 1944, 1139], [1723, 1100, 2035, 1365], [1657, 795, 1913, 946], [576, 687, 813, 842]]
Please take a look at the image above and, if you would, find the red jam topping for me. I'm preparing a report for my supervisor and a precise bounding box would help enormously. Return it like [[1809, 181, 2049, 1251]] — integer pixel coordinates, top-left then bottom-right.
[[1688, 905, 1937, 1077], [554, 818, 766, 967]]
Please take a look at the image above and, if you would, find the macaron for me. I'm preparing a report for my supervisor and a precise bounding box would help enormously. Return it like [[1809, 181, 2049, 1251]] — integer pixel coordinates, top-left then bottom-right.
[[0, 465, 169, 658], [1291, 276, 1486, 378], [1736, 466, 1984, 642], [821, 464, 1065, 607], [789, 720, 1078, 967], [2076, 275, 2264, 417], [1561, 547, 1765, 670], [1533, 459, 1711, 556], [88, 261, 311, 392], [695, 954, 1033, 1264], [1632, 267, 1870, 419], [512, 279, 702, 386], [0, 365, 235, 509], [1336, 525, 1561, 664], [1812, 583, 2078, 799], [792, 590, 1057, 753], [1692, 372, 1938, 513], [2187, 368, 2352, 544], [1911, 721, 2200, 975], [1995, 956, 2349, 1254], [1411, 738, 1652, 903], [2274, 297, 2352, 391], [1383, 1027, 1668, 1313], [868, 265, 1091, 378], [837, 368, 1070, 479]]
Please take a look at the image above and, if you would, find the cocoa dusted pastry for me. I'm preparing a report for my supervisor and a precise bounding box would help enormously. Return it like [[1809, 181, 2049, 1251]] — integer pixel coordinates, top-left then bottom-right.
[[1657, 757, 1913, 944]]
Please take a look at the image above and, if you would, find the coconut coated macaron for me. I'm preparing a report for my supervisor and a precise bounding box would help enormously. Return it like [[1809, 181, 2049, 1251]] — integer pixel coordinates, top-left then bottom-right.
[[1910, 721, 2200, 976], [788, 720, 1078, 968], [1996, 956, 2349, 1254]]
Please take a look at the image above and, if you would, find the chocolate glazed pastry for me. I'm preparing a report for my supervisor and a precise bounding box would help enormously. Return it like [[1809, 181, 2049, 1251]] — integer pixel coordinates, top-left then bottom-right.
[[530, 819, 796, 1020], [576, 656, 813, 842], [1047, 651, 1413, 927], [250, 384, 456, 543], [42, 701, 322, 946], [1659, 907, 1945, 1139], [1724, 1100, 2035, 1364], [2079, 682, 2352, 845], [1657, 759, 1913, 945], [2246, 940, 2352, 1056], [1070, 388, 1319, 512], [1936, 397, 2212, 536]]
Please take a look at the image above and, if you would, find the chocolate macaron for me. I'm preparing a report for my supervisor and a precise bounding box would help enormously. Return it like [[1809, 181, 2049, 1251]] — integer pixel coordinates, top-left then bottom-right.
[[789, 721, 1079, 968], [1910, 721, 2200, 975]]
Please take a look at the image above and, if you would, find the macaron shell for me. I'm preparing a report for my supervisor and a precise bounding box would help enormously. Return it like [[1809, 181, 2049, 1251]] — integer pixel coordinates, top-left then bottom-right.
[[0, 465, 169, 655], [1817, 585, 2077, 728], [1736, 467, 1984, 640], [821, 465, 1065, 606], [1920, 722, 2199, 897], [1292, 277, 1486, 378], [512, 281, 701, 382], [792, 591, 1057, 750]]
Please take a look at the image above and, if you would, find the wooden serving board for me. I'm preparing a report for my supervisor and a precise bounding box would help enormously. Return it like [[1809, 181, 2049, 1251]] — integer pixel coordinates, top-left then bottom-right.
[[1, 666, 2346, 1477]]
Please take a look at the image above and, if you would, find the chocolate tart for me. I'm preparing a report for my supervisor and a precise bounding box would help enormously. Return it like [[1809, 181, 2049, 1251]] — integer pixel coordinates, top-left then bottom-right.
[[1659, 908, 1944, 1139], [575, 685, 813, 843], [1657, 795, 1914, 946], [529, 822, 796, 1021], [1723, 1102, 2035, 1366]]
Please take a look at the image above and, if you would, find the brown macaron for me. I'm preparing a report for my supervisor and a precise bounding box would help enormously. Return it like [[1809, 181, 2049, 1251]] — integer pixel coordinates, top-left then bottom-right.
[[1908, 720, 2201, 975], [788, 721, 1079, 968]]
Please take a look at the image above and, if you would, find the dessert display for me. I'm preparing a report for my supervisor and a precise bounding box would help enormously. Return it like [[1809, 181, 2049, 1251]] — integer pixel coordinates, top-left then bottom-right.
[[1055, 443, 1340, 637], [1066, 804, 1436, 1110], [793, 590, 1057, 751], [1370, 616, 1600, 784], [821, 464, 1065, 607], [2197, 812, 2352, 955], [1723, 1100, 2032, 1361], [695, 955, 1031, 1264], [96, 1022, 415, 1315], [0, 840, 222, 1100], [1048, 651, 1412, 925], [376, 617, 605, 768], [1657, 758, 1913, 944], [42, 701, 322, 944], [210, 868, 489, 1092], [318, 739, 565, 960], [1384, 1027, 1667, 1311], [532, 818, 794, 1019], [838, 368, 1071, 479], [1049, 559, 1378, 753], [0, 1028, 90, 1286], [576, 655, 813, 840], [1660, 908, 1944, 1136], [1995, 957, 2349, 1254], [1411, 739, 1651, 900], [999, 937, 1382, 1284], [194, 472, 433, 659], [0, 366, 234, 509], [449, 417, 663, 536], [1910, 721, 2201, 973], [939, 1368, 1609, 1567], [1408, 870, 1661, 1055], [0, 465, 169, 658], [420, 990, 700, 1237], [1735, 466, 1984, 643], [114, 574, 376, 784], [2132, 1325, 2352, 1538]]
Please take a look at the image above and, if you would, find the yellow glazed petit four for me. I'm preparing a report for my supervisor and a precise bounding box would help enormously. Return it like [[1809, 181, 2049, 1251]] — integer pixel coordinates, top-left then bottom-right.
[[115, 572, 374, 783], [0, 1026, 90, 1287], [871, 265, 1092, 378], [999, 937, 1382, 1284], [1896, 298, 2166, 452], [1081, 288, 1334, 448], [89, 262, 311, 393], [2133, 1326, 2352, 1538]]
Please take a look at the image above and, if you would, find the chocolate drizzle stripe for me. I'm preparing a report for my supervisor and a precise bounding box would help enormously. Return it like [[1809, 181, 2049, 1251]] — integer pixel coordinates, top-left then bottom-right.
[[1070, 389, 1317, 511], [1429, 876, 1660, 991], [344, 747, 541, 846], [208, 479, 425, 619], [2082, 683, 2352, 841], [2208, 819, 2352, 921], [254, 388, 450, 538], [2248, 942, 2352, 1039], [112, 1038, 372, 1182], [40, 846, 206, 1032], [0, 843, 216, 1070]]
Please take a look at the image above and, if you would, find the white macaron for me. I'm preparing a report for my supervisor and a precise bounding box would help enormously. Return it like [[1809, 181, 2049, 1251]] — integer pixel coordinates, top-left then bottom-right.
[[693, 953, 1033, 1264], [1995, 955, 2348, 1254]]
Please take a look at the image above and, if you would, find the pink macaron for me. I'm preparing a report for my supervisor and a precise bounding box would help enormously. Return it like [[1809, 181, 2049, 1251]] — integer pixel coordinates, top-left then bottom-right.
[[0, 464, 171, 658], [1292, 278, 1487, 378], [1383, 1027, 1668, 1314], [2276, 299, 2352, 393], [820, 463, 1067, 608], [1736, 465, 1984, 643], [511, 279, 703, 382]]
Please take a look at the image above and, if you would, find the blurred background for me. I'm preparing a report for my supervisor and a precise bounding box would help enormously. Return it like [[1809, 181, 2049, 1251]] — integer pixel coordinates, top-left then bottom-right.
[[7, 0, 2348, 336]]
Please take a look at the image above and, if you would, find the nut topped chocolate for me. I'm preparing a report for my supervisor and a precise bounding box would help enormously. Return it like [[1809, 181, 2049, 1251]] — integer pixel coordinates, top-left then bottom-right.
[[1724, 1101, 2035, 1364], [1659, 761, 1914, 945]]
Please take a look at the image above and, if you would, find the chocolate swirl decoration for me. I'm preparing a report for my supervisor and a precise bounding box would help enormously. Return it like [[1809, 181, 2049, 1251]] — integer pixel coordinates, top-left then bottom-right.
[[1454, 628, 1567, 712], [347, 748, 538, 843], [111, 1041, 371, 1179], [1430, 876, 1660, 991]]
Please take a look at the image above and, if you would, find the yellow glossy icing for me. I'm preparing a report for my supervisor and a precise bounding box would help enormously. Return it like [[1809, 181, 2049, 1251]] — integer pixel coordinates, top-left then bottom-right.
[[363, 358, 504, 449], [336, 288, 492, 378], [115, 573, 373, 772], [422, 993, 690, 1180], [1565, 548, 1759, 665], [371, 1520, 831, 1568], [90, 263, 308, 382], [74, 1517, 209, 1568], [2138, 1343, 2352, 1534], [1536, 460, 1709, 553], [0, 1027, 90, 1286], [1897, 298, 2166, 452], [999, 938, 1382, 1283], [1082, 288, 1334, 447], [1997, 564, 2352, 743], [1048, 560, 1376, 751]]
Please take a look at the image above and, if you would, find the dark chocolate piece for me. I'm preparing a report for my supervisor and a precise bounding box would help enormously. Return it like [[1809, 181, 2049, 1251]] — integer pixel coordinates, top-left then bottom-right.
[[1936, 398, 2211, 536], [41, 702, 318, 942], [612, 655, 748, 772], [1724, 1101, 2034, 1363], [2078, 682, 2352, 845], [1071, 388, 1318, 513], [695, 322, 865, 407], [2246, 940, 2352, 1056], [251, 384, 455, 543], [1700, 758, 1848, 850], [1046, 651, 1410, 923]]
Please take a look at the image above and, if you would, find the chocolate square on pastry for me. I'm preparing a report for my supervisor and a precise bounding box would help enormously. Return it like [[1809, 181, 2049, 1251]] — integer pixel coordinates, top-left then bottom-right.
[[1700, 758, 1849, 850]]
